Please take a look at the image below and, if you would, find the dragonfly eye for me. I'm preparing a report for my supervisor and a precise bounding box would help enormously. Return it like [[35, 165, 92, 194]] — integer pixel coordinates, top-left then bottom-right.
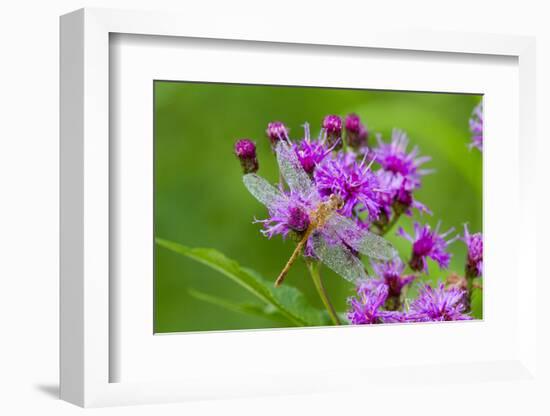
[[330, 194, 344, 210]]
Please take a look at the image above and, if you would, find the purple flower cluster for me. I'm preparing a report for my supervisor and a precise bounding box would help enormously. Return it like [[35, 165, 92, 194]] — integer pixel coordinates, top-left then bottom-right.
[[314, 152, 381, 221], [250, 118, 388, 239], [235, 110, 482, 326], [469, 102, 483, 152], [347, 217, 482, 325], [373, 129, 432, 220], [348, 278, 471, 324]]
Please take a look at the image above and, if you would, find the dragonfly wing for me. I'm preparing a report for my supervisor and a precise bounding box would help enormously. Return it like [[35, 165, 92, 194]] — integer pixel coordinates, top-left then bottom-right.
[[310, 231, 367, 282], [243, 173, 285, 207], [325, 213, 397, 261], [275, 141, 319, 202]]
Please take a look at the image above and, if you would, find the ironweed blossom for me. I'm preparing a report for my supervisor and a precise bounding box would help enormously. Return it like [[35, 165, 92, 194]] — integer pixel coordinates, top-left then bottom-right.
[[347, 281, 402, 324], [375, 170, 431, 218], [374, 129, 431, 191], [314, 152, 381, 221], [255, 190, 312, 239], [372, 258, 415, 299], [398, 222, 458, 273], [408, 283, 471, 322]]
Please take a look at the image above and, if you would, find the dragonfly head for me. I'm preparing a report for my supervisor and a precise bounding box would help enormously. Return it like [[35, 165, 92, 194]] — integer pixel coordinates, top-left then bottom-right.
[[328, 194, 344, 211]]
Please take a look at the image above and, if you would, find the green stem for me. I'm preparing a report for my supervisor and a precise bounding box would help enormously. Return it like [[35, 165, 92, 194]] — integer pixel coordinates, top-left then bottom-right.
[[465, 266, 474, 313], [380, 210, 403, 236], [307, 262, 341, 325]]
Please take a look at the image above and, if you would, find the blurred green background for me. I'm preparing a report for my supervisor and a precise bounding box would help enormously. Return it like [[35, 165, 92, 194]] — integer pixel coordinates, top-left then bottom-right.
[[154, 81, 482, 333]]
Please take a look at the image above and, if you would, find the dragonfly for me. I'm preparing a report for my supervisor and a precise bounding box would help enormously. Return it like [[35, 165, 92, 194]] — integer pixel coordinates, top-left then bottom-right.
[[243, 139, 397, 287]]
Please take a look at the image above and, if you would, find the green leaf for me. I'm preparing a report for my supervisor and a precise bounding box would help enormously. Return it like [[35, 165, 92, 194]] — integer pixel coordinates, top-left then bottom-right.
[[156, 238, 331, 327], [188, 289, 288, 324]]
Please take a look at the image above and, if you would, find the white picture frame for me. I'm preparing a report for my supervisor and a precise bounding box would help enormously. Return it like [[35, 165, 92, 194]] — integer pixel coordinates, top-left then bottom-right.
[[60, 7, 538, 408]]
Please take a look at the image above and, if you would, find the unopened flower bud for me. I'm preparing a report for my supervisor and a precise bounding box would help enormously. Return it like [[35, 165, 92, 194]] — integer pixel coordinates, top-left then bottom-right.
[[322, 115, 342, 149], [461, 225, 483, 278], [345, 113, 369, 149], [266, 121, 288, 147], [234, 139, 258, 174]]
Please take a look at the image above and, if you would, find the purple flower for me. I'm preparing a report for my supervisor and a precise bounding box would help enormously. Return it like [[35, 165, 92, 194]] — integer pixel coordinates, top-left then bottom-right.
[[375, 170, 431, 218], [314, 152, 381, 221], [462, 224, 483, 277], [294, 140, 331, 175], [408, 283, 471, 322], [255, 190, 311, 239], [347, 281, 396, 324], [373, 129, 431, 191], [344, 113, 368, 149], [371, 258, 415, 299], [322, 114, 342, 148], [266, 121, 289, 147], [292, 124, 332, 175], [398, 222, 458, 272], [234, 139, 258, 174], [469, 103, 483, 152]]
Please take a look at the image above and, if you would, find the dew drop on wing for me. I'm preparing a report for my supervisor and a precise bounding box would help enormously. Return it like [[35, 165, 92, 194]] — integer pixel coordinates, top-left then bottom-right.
[[324, 213, 397, 261], [275, 141, 320, 204], [310, 230, 367, 282], [243, 173, 284, 207]]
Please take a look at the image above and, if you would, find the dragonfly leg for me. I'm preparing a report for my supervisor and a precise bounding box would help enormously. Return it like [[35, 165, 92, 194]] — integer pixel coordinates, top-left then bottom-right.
[[274, 234, 309, 287]]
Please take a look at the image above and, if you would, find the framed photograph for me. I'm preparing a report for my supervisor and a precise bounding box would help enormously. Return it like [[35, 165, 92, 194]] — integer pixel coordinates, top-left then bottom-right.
[[154, 81, 483, 334], [60, 8, 538, 408]]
